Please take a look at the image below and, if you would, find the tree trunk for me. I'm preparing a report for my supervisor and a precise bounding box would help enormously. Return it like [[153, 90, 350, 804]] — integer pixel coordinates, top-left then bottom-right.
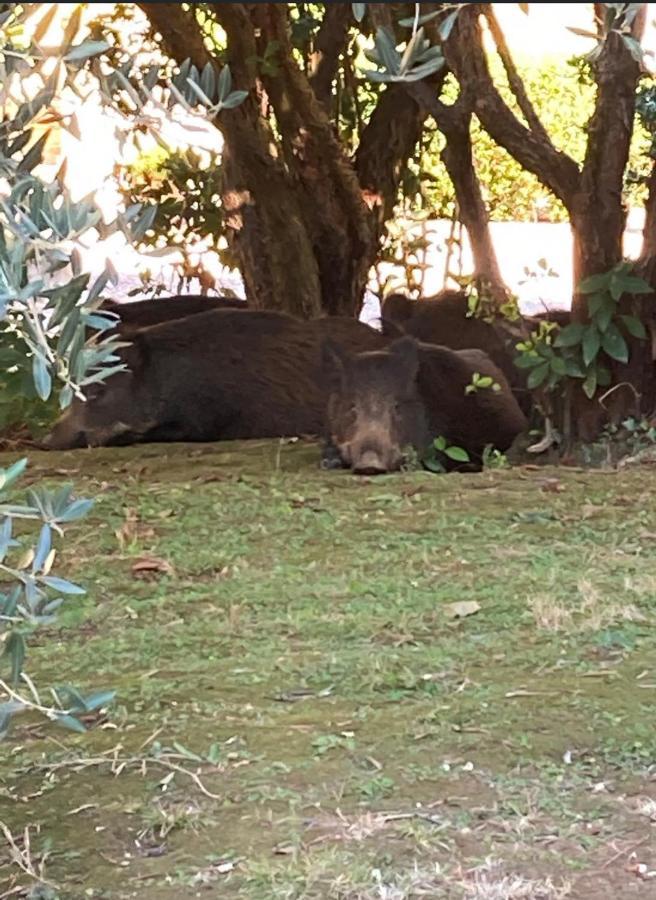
[[139, 2, 323, 317], [567, 22, 645, 438], [439, 103, 509, 304], [250, 4, 376, 317], [140, 3, 434, 319]]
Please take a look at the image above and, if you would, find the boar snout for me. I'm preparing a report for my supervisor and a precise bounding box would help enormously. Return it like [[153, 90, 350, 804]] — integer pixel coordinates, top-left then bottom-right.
[[351, 443, 403, 476]]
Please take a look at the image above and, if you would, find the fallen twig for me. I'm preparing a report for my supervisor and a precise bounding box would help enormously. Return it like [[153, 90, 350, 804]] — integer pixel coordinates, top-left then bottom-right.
[[17, 752, 221, 800]]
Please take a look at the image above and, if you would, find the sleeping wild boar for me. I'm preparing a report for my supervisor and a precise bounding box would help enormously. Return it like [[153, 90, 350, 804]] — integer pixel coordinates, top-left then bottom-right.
[[322, 335, 527, 474]]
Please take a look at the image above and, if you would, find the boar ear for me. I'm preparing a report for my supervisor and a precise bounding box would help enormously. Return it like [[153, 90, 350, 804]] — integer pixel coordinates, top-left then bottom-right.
[[321, 338, 351, 383], [389, 336, 420, 382], [380, 316, 406, 339]]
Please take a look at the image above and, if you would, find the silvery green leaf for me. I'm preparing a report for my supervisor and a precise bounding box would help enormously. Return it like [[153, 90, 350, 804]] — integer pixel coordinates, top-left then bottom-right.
[[218, 65, 232, 102], [81, 690, 116, 712], [40, 576, 86, 595], [200, 63, 216, 102], [398, 57, 445, 81], [399, 27, 426, 75], [362, 69, 396, 83], [80, 364, 125, 387], [84, 312, 117, 331], [219, 90, 249, 110], [439, 8, 460, 41], [105, 257, 119, 286], [622, 34, 644, 63], [144, 64, 161, 91], [33, 523, 52, 572], [32, 354, 52, 401], [375, 26, 401, 76], [64, 40, 110, 62], [352, 3, 366, 23], [56, 308, 81, 355], [131, 204, 157, 240], [42, 598, 64, 615], [59, 384, 73, 410], [86, 272, 110, 306], [185, 78, 214, 107], [56, 498, 94, 522], [398, 10, 441, 27], [1, 586, 21, 618], [54, 714, 87, 733], [4, 632, 26, 684]]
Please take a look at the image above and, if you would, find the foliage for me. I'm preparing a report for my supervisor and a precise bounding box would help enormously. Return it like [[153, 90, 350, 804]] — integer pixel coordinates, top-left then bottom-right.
[[422, 435, 470, 473], [515, 263, 651, 398], [417, 59, 650, 223], [465, 372, 501, 395], [481, 445, 509, 469], [0, 458, 115, 737], [360, 24, 444, 84], [115, 146, 238, 272], [0, 3, 243, 738]]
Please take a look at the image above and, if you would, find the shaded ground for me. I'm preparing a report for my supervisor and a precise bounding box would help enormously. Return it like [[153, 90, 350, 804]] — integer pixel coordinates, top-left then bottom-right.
[[1, 441, 655, 899]]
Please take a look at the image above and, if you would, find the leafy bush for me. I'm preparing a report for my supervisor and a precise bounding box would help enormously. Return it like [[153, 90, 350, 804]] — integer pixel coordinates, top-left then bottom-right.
[[116, 146, 237, 270], [515, 263, 650, 399]]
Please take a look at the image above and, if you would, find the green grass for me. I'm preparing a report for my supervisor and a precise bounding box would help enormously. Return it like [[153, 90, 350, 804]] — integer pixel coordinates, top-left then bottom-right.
[[1, 440, 655, 898]]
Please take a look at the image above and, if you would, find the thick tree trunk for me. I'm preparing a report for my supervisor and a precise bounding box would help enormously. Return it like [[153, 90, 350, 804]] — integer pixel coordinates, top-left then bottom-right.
[[250, 4, 376, 317], [140, 2, 432, 319], [567, 22, 644, 438], [139, 3, 322, 317]]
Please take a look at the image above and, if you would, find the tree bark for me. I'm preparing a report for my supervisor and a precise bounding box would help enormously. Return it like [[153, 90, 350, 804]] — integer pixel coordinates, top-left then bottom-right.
[[570, 28, 641, 307], [446, 5, 580, 208], [309, 3, 352, 108], [408, 79, 509, 303], [140, 2, 431, 319], [139, 2, 323, 317], [250, 3, 375, 317]]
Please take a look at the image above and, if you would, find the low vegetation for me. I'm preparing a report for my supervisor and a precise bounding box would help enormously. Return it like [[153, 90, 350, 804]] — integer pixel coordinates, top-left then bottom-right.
[[1, 441, 654, 898]]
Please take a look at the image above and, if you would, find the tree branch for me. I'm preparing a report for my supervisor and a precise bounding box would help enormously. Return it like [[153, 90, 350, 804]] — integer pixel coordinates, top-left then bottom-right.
[[482, 6, 552, 146], [309, 3, 352, 107], [136, 2, 216, 72], [446, 4, 580, 208], [139, 2, 323, 315], [356, 82, 434, 234], [406, 78, 509, 301]]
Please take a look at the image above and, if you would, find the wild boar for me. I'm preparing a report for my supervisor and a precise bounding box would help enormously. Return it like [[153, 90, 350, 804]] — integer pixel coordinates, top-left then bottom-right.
[[322, 335, 527, 474], [99, 293, 246, 337], [44, 308, 525, 476]]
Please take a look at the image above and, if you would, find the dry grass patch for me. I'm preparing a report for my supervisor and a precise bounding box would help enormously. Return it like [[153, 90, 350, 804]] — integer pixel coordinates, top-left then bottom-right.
[[529, 578, 647, 632]]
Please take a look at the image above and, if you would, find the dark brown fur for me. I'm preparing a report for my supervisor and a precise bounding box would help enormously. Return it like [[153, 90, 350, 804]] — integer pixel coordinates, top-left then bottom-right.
[[323, 335, 527, 474], [381, 290, 571, 414], [99, 293, 246, 337], [44, 309, 526, 475], [44, 310, 381, 450]]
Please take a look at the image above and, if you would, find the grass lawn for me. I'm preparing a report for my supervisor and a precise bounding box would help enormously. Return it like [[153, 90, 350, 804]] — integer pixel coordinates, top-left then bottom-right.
[[1, 440, 655, 899]]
